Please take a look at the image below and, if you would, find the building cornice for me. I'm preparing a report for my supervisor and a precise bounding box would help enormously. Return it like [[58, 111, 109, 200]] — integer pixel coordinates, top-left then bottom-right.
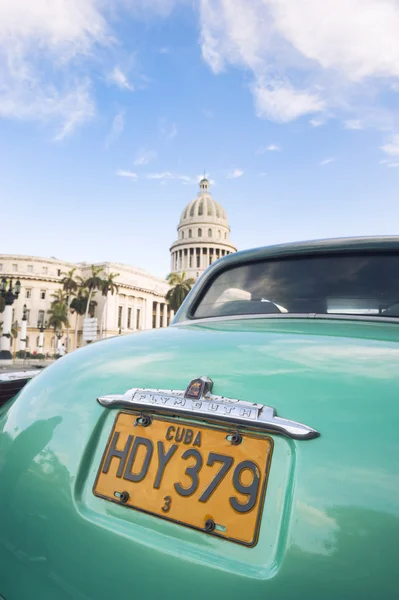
[[170, 240, 237, 252]]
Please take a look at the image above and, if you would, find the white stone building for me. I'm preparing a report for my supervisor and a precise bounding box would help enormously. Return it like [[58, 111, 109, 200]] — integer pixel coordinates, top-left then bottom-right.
[[0, 177, 236, 358], [0, 255, 171, 355], [170, 178, 236, 279]]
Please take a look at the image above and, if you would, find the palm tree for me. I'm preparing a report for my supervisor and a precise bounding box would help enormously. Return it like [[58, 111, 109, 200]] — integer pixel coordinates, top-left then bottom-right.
[[61, 268, 78, 352], [166, 272, 195, 312], [48, 298, 69, 354], [70, 290, 97, 348], [99, 272, 120, 338], [82, 265, 104, 319]]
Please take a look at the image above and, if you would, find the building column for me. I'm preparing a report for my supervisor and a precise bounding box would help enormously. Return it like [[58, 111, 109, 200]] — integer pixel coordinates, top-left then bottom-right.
[[19, 318, 27, 352], [155, 302, 161, 329], [170, 309, 175, 324], [132, 297, 137, 331], [162, 303, 168, 328], [145, 298, 153, 330], [0, 304, 13, 360], [38, 330, 44, 353], [124, 296, 129, 330]]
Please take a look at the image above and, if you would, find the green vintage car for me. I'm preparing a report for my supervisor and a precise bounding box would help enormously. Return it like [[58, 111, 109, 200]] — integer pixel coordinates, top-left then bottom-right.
[[1, 237, 398, 599]]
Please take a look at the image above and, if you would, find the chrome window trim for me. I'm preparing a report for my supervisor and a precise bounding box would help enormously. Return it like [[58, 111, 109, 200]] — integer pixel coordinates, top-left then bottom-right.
[[172, 313, 399, 327]]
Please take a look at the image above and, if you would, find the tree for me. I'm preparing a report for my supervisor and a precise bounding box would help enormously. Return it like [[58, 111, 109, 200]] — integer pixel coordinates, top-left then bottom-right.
[[99, 272, 119, 338], [166, 272, 195, 312], [82, 265, 104, 320], [48, 292, 69, 353], [70, 290, 97, 349], [61, 268, 78, 352], [0, 296, 4, 313]]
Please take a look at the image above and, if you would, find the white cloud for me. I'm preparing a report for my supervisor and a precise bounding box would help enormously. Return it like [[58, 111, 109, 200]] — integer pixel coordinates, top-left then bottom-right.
[[226, 168, 244, 178], [253, 79, 326, 122], [199, 0, 399, 125], [0, 0, 108, 137], [257, 144, 281, 153], [319, 157, 335, 166], [160, 120, 178, 139], [146, 172, 191, 182], [134, 150, 157, 166], [109, 67, 134, 91], [105, 110, 125, 147], [116, 169, 138, 179], [381, 134, 399, 155], [310, 118, 325, 127], [344, 119, 363, 130]]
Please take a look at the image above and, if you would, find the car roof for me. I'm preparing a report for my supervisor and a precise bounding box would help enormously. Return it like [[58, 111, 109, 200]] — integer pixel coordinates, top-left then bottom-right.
[[221, 235, 399, 266]]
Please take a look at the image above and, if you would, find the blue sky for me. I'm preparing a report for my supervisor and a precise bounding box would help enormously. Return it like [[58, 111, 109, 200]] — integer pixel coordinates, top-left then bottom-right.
[[1, 0, 399, 278]]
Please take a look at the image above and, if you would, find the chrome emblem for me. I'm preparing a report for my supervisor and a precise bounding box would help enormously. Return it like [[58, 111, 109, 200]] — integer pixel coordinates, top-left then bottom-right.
[[97, 376, 319, 441], [184, 376, 213, 400]]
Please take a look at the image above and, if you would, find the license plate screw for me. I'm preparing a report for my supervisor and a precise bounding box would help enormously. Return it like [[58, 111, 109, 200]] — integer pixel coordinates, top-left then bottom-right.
[[204, 519, 216, 533], [119, 491, 130, 504], [231, 433, 242, 446], [136, 415, 152, 427]]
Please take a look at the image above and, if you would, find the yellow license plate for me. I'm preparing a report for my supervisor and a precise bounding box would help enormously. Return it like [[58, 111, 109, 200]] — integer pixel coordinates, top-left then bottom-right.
[[93, 411, 273, 546]]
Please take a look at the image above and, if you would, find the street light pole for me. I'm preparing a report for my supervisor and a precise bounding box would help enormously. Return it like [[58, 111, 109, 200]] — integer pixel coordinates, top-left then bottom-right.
[[38, 320, 47, 354], [0, 277, 21, 365], [19, 304, 28, 353]]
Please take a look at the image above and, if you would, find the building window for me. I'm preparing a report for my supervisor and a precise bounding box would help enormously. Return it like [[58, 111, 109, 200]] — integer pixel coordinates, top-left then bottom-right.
[[57, 269, 61, 276], [43, 266, 48, 275], [118, 306, 123, 328], [127, 307, 132, 329], [208, 228, 212, 237], [136, 309, 141, 330], [0, 264, 2, 272], [25, 289, 32, 299], [26, 310, 30, 325], [40, 290, 46, 300], [189, 229, 192, 238], [198, 228, 202, 237], [181, 231, 184, 239], [189, 255, 192, 268], [27, 265, 33, 273], [12, 264, 17, 272], [218, 230, 221, 238], [225, 232, 227, 239], [38, 310, 45, 327], [197, 255, 200, 268]]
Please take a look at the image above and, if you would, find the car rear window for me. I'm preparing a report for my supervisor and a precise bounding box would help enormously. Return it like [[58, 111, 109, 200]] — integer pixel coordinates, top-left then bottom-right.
[[193, 252, 399, 319]]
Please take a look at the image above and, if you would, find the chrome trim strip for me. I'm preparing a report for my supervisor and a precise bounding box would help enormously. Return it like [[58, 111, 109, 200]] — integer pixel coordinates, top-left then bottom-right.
[[173, 312, 399, 326], [0, 370, 41, 383], [97, 387, 319, 440]]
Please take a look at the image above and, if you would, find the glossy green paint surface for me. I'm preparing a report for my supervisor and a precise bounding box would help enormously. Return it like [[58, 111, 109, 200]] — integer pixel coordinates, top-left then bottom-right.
[[1, 318, 399, 599]]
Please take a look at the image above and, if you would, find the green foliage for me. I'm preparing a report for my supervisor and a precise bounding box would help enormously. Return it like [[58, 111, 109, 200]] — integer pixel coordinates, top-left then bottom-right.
[[101, 272, 120, 297], [0, 296, 5, 313], [70, 290, 97, 317], [60, 268, 78, 296], [166, 271, 196, 312], [48, 291, 69, 332], [83, 265, 104, 293]]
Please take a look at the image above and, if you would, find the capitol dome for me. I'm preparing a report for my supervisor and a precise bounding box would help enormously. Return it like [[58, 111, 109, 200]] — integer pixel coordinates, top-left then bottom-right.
[[179, 178, 228, 225], [170, 178, 237, 279]]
